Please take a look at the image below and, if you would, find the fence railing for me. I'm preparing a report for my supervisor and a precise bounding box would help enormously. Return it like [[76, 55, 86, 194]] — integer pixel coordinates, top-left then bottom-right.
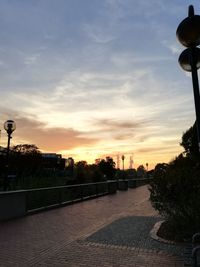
[[0, 178, 151, 221], [26, 181, 109, 213]]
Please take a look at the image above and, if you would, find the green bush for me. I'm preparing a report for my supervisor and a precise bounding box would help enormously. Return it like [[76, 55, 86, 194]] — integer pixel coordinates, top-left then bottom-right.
[[150, 155, 200, 240]]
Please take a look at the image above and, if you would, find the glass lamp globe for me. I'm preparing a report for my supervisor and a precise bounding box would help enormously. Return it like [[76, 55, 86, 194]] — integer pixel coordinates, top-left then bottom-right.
[[178, 48, 200, 72], [4, 120, 16, 134], [176, 6, 200, 47]]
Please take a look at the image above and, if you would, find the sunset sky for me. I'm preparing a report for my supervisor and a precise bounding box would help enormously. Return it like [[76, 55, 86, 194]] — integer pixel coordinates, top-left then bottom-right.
[[0, 0, 199, 169]]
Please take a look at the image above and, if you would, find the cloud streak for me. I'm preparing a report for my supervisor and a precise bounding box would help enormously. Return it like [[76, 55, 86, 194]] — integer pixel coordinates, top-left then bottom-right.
[[0, 111, 97, 152]]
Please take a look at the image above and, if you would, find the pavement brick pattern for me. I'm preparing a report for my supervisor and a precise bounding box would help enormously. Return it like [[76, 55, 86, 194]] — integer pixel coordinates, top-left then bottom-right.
[[0, 185, 185, 266], [86, 216, 185, 256]]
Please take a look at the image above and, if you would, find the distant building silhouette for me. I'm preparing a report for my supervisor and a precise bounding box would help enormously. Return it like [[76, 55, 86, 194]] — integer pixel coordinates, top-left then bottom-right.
[[42, 153, 65, 170]]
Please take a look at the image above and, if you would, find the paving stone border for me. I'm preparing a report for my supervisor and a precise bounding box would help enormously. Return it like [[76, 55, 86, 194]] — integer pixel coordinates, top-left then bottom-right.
[[150, 220, 178, 245], [78, 239, 175, 256], [150, 221, 193, 267], [150, 220, 189, 246]]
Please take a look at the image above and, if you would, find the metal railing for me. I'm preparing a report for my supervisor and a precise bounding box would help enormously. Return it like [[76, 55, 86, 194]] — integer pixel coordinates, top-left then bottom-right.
[[26, 181, 109, 213]]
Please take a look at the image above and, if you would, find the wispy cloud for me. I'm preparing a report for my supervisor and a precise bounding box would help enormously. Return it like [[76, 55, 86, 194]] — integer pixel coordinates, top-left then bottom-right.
[[83, 24, 116, 44], [162, 40, 182, 55], [94, 118, 142, 130]]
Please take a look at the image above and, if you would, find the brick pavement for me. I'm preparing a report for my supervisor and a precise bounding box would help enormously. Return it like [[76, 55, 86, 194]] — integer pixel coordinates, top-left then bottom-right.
[[0, 185, 185, 266]]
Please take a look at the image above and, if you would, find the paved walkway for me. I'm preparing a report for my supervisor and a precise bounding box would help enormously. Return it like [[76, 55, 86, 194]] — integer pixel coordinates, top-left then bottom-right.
[[0, 185, 185, 266]]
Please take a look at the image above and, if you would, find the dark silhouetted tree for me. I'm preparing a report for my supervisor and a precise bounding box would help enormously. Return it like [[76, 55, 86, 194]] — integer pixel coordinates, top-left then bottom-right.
[[136, 165, 146, 178], [12, 144, 41, 155], [10, 144, 42, 177], [98, 157, 116, 179], [149, 122, 200, 241], [180, 121, 199, 158], [75, 161, 88, 183]]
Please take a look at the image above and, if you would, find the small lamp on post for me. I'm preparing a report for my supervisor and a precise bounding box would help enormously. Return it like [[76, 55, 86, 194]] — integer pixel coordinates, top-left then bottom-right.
[[176, 5, 200, 151], [3, 120, 16, 190], [4, 120, 16, 157]]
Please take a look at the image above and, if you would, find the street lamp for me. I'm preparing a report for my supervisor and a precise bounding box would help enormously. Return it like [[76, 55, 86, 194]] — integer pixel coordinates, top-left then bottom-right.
[[121, 155, 125, 171], [176, 5, 200, 151], [4, 120, 16, 157], [3, 120, 16, 190], [146, 163, 148, 172]]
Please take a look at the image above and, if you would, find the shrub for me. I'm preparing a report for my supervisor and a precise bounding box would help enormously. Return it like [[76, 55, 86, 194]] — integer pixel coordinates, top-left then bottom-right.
[[150, 155, 200, 240]]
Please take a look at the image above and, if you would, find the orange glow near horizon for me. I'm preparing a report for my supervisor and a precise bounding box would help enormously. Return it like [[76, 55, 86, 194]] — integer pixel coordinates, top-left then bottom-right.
[[0, 120, 184, 171]]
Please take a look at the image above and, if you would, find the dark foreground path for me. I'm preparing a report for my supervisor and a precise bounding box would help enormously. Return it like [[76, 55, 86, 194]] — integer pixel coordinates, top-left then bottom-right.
[[0, 185, 184, 266]]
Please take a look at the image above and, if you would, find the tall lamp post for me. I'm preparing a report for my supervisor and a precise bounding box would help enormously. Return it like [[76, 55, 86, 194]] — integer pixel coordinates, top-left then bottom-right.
[[121, 155, 125, 171], [4, 120, 16, 190], [176, 5, 200, 151], [146, 163, 148, 172]]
